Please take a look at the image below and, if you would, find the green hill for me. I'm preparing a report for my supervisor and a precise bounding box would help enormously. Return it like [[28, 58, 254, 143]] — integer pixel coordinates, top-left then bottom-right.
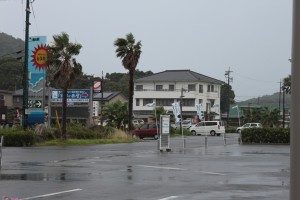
[[0, 32, 24, 57]]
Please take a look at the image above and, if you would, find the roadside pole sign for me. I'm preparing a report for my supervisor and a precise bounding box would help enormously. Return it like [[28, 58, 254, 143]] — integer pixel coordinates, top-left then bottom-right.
[[159, 115, 171, 152]]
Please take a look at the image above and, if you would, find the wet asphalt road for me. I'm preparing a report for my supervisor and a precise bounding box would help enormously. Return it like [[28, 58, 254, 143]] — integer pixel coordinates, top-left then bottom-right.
[[0, 134, 289, 200]]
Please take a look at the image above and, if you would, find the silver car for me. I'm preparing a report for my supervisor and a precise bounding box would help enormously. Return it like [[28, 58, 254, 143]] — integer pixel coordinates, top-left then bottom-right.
[[236, 123, 262, 133]]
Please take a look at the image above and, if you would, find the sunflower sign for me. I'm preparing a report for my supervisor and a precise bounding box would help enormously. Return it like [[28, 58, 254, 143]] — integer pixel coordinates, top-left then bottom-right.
[[27, 36, 47, 125]]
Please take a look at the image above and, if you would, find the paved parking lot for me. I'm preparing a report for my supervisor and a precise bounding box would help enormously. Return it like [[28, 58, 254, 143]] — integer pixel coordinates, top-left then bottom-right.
[[0, 135, 289, 200]]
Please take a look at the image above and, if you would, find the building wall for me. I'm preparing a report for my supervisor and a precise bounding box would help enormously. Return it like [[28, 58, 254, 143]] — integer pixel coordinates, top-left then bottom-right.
[[0, 91, 13, 108], [133, 81, 221, 114]]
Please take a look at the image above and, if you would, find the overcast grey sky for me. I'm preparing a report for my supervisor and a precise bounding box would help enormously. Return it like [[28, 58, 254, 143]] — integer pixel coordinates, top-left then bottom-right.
[[0, 0, 292, 101]]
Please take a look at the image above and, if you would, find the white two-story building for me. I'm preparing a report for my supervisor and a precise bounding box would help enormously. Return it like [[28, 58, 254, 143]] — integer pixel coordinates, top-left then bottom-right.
[[133, 70, 224, 121]]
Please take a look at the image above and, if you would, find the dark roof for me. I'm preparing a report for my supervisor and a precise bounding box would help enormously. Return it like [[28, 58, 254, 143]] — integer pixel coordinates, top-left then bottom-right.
[[93, 91, 126, 101], [135, 69, 224, 84]]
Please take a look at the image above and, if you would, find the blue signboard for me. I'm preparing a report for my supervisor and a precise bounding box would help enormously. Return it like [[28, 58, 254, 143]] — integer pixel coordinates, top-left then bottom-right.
[[51, 90, 90, 102]]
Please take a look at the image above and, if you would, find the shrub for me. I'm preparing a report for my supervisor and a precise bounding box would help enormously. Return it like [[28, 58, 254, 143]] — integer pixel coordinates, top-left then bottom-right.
[[241, 128, 289, 144], [0, 128, 36, 146], [226, 126, 237, 133]]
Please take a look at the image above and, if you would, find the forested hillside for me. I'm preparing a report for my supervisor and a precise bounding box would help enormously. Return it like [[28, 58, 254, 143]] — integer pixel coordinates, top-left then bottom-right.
[[0, 32, 24, 56]]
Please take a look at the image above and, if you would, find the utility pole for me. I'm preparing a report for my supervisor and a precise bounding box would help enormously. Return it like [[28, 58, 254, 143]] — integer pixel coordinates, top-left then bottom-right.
[[180, 87, 185, 149], [22, 0, 30, 129], [282, 86, 285, 128], [101, 71, 104, 126], [224, 67, 233, 127], [279, 80, 282, 112]]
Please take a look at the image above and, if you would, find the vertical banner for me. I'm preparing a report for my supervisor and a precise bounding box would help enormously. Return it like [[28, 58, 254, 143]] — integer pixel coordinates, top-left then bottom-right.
[[195, 103, 204, 120], [171, 102, 181, 122], [27, 36, 47, 125]]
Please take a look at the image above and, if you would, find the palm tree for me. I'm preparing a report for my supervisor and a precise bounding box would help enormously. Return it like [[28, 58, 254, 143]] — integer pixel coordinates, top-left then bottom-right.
[[114, 33, 142, 132], [47, 32, 82, 139]]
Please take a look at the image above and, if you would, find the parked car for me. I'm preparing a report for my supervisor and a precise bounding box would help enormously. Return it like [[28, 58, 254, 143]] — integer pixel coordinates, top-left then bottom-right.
[[189, 121, 225, 136], [131, 123, 160, 139], [236, 123, 262, 133]]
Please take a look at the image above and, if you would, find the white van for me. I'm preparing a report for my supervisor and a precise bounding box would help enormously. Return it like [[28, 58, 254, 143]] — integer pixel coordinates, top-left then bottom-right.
[[189, 121, 225, 136]]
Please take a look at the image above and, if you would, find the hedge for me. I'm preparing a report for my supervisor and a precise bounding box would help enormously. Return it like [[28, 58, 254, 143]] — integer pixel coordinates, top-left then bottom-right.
[[0, 128, 36, 147], [241, 128, 290, 144]]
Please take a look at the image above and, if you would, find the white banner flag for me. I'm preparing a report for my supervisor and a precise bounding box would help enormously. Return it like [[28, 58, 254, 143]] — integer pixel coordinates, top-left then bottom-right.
[[172, 102, 181, 122], [195, 104, 204, 119]]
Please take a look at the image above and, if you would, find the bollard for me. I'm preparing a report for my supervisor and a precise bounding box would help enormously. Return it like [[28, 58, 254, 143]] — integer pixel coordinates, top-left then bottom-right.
[[0, 136, 3, 169], [239, 130, 242, 144], [224, 132, 227, 145], [205, 135, 208, 147]]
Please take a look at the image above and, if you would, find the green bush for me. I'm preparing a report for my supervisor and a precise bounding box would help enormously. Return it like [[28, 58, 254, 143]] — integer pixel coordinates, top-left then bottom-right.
[[171, 128, 192, 136], [241, 128, 289, 144], [0, 128, 36, 146], [67, 123, 102, 139], [225, 127, 237, 133]]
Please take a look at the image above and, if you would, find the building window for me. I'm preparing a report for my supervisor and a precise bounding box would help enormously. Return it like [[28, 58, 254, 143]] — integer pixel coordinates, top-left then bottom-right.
[[198, 99, 203, 104], [136, 98, 140, 106], [199, 85, 203, 93], [169, 84, 175, 91], [207, 84, 214, 92], [136, 85, 143, 91], [182, 99, 195, 107], [156, 85, 163, 91], [156, 99, 174, 106], [188, 84, 196, 91], [143, 99, 153, 106], [0, 95, 4, 100]]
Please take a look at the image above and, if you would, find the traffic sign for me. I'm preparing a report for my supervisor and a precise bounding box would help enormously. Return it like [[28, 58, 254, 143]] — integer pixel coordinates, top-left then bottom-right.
[[28, 100, 42, 108]]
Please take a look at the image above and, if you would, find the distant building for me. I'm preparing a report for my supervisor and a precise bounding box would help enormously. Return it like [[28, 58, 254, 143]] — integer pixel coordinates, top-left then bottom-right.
[[133, 70, 224, 122]]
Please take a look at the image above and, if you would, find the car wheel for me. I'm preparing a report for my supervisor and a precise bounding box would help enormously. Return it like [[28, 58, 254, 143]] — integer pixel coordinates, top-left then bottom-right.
[[154, 134, 159, 140], [210, 130, 216, 136], [191, 130, 196, 136]]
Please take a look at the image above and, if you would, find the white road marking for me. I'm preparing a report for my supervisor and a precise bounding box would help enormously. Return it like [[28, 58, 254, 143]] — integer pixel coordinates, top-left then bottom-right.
[[158, 196, 180, 200], [195, 170, 226, 176], [136, 165, 185, 171], [23, 189, 82, 199], [136, 165, 225, 176]]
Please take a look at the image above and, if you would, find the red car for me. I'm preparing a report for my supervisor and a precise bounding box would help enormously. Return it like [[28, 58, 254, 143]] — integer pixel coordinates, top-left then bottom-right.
[[131, 123, 160, 139]]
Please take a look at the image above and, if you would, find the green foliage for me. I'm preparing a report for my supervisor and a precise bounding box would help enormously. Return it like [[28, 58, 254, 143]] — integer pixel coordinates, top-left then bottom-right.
[[67, 123, 102, 139], [225, 126, 236, 133], [0, 128, 35, 146], [241, 128, 289, 144], [0, 57, 22, 90], [220, 84, 235, 114], [242, 107, 280, 127], [171, 128, 192, 136], [283, 75, 291, 94], [103, 100, 128, 129]]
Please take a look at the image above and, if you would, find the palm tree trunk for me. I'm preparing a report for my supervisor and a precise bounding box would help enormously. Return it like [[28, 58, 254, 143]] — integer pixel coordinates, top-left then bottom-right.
[[62, 87, 67, 139], [128, 69, 134, 132]]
